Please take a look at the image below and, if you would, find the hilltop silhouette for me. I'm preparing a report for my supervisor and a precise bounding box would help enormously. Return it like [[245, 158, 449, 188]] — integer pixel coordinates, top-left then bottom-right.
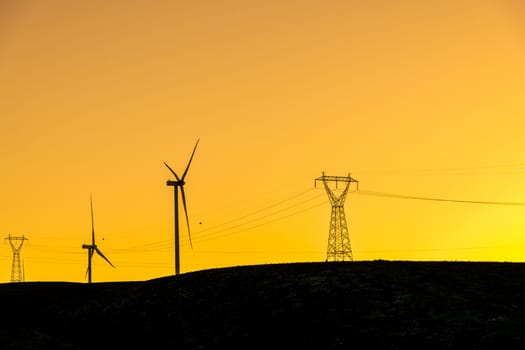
[[2, 261, 525, 349]]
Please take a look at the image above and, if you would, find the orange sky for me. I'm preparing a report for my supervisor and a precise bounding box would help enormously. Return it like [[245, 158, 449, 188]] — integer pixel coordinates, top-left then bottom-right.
[[1, 0, 525, 282]]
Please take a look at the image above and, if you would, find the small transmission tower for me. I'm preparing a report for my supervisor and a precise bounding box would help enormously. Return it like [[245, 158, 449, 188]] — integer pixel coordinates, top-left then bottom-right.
[[5, 234, 28, 282], [315, 172, 358, 262]]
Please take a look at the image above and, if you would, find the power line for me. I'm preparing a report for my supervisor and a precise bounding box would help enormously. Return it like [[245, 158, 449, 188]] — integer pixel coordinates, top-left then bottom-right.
[[355, 162, 525, 175], [192, 193, 325, 241], [23, 180, 525, 274], [94, 183, 525, 255], [357, 189, 525, 206], [192, 249, 323, 255], [116, 197, 326, 249], [106, 189, 324, 252], [354, 243, 525, 254], [28, 244, 84, 255], [192, 188, 316, 236], [193, 200, 327, 244], [109, 239, 173, 253]]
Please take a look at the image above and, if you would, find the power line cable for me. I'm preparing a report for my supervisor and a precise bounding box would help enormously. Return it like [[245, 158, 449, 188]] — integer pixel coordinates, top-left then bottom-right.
[[193, 200, 327, 244], [120, 196, 326, 249], [357, 189, 525, 206], [193, 188, 316, 235], [354, 243, 525, 254], [104, 188, 322, 252], [119, 196, 327, 249], [193, 193, 325, 240], [355, 162, 525, 175]]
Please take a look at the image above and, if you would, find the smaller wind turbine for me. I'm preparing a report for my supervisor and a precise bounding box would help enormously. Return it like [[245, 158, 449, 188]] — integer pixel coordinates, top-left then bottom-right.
[[164, 139, 199, 275], [82, 194, 115, 283]]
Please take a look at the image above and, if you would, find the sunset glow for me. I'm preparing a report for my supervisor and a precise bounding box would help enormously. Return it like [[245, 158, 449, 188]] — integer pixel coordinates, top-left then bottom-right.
[[1, 0, 525, 282]]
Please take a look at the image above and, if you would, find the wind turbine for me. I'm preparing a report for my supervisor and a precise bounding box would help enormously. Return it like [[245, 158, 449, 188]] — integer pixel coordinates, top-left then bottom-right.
[[164, 139, 199, 275], [82, 194, 115, 283]]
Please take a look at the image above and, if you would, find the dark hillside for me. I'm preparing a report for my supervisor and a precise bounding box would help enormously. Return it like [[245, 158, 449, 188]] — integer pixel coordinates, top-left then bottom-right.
[[2, 261, 525, 349]]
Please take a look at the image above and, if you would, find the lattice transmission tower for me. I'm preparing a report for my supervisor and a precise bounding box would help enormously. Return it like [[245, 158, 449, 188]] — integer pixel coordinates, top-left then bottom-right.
[[315, 172, 358, 261], [5, 235, 28, 282]]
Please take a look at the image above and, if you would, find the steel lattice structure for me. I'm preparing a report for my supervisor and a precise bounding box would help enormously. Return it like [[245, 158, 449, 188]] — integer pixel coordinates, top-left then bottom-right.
[[315, 173, 358, 262], [5, 235, 28, 282]]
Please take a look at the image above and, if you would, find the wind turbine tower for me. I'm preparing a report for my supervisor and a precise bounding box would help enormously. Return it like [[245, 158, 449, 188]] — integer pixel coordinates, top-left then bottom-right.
[[82, 195, 115, 283], [315, 172, 358, 261], [164, 139, 199, 276], [5, 234, 28, 282]]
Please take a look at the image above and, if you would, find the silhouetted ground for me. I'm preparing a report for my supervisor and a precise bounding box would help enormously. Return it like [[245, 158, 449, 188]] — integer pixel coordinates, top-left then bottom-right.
[[2, 261, 525, 349]]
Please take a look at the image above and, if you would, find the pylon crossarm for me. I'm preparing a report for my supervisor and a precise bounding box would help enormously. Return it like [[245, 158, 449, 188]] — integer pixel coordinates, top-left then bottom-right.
[[315, 174, 358, 184]]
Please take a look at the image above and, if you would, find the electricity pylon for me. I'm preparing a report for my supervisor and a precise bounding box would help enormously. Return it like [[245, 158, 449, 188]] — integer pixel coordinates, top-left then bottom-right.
[[5, 235, 28, 282], [315, 172, 358, 261]]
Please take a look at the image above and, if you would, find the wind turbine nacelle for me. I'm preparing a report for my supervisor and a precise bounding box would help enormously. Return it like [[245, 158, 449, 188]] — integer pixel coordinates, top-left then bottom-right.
[[82, 244, 96, 249], [167, 180, 182, 186]]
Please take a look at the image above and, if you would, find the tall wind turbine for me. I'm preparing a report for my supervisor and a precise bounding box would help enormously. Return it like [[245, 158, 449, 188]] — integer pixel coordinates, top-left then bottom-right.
[[82, 194, 115, 283], [164, 139, 199, 276]]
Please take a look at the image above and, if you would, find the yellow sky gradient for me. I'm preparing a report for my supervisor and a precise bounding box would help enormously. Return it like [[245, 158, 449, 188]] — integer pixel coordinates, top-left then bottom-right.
[[1, 0, 525, 282]]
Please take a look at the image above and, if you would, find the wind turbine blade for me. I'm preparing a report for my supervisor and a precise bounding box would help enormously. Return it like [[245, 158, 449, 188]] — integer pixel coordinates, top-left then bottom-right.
[[180, 186, 193, 249], [85, 267, 90, 279], [163, 162, 181, 182], [90, 194, 95, 245], [181, 139, 199, 180], [95, 247, 115, 268]]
